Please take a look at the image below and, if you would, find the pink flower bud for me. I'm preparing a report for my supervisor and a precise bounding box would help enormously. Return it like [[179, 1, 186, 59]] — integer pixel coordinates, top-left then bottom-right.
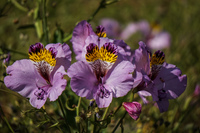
[[194, 84, 200, 96], [122, 102, 142, 120]]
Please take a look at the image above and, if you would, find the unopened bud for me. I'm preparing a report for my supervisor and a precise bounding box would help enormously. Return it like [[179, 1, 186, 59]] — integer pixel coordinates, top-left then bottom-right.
[[94, 107, 99, 113], [122, 101, 142, 120], [75, 116, 81, 123]]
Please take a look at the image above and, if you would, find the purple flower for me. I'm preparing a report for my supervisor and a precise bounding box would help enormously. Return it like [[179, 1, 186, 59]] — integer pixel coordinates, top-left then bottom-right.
[[132, 41, 187, 112], [122, 102, 142, 120], [4, 43, 71, 109], [67, 42, 142, 108], [100, 18, 121, 38], [71, 20, 131, 61], [100, 19, 171, 50], [194, 84, 200, 96], [3, 53, 11, 65]]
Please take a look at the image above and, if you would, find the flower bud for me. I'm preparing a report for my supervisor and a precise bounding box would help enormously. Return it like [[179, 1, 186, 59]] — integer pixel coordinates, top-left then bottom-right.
[[75, 116, 81, 123], [194, 84, 200, 96], [94, 107, 99, 113], [122, 101, 142, 120]]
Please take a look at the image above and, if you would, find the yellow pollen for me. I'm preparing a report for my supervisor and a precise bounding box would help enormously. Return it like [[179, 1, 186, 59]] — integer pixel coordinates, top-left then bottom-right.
[[86, 46, 117, 63], [29, 48, 56, 66], [96, 32, 107, 38], [150, 53, 165, 68]]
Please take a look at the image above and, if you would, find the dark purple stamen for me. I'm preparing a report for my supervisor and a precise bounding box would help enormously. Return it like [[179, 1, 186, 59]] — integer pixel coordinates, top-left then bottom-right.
[[158, 89, 167, 101], [86, 43, 97, 54], [96, 25, 106, 34], [49, 47, 57, 58], [154, 50, 165, 59], [97, 84, 110, 98], [34, 87, 47, 100], [29, 43, 44, 54], [103, 42, 117, 55]]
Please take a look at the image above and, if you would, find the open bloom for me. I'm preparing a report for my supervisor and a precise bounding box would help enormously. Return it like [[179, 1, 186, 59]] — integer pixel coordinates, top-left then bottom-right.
[[122, 102, 142, 120], [69, 21, 142, 108], [71, 20, 131, 61], [131, 41, 187, 112], [4, 43, 71, 109], [100, 18, 171, 50], [68, 43, 141, 108]]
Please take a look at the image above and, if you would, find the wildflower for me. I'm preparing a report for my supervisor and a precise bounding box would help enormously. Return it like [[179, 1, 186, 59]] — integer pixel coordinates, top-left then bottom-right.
[[132, 41, 187, 112], [194, 84, 200, 96], [71, 20, 131, 61], [3, 53, 11, 65], [100, 19, 171, 50], [122, 102, 142, 120], [67, 42, 142, 108], [4, 43, 71, 109]]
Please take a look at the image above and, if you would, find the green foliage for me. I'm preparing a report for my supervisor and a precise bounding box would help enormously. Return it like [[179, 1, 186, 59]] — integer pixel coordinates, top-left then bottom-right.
[[0, 0, 200, 132]]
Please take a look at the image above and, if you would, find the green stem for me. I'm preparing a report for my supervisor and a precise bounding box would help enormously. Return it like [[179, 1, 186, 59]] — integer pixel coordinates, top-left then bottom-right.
[[58, 98, 67, 120], [111, 92, 135, 132], [41, 108, 63, 132], [75, 97, 81, 132], [63, 0, 113, 42], [65, 102, 76, 111], [10, 0, 28, 12], [102, 106, 109, 120], [111, 112, 127, 133], [0, 105, 15, 133], [58, 98, 71, 132], [76, 97, 82, 116], [42, 0, 49, 45], [2, 48, 27, 56], [87, 1, 102, 22], [93, 114, 97, 133], [63, 33, 72, 42], [113, 104, 122, 116]]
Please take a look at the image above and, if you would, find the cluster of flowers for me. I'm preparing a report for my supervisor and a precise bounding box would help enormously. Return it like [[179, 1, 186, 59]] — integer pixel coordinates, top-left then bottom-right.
[[100, 18, 171, 50], [4, 20, 187, 120]]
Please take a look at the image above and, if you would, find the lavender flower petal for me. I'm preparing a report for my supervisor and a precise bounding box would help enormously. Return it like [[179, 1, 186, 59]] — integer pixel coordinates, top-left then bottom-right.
[[4, 59, 43, 98], [67, 61, 98, 99], [71, 20, 96, 60]]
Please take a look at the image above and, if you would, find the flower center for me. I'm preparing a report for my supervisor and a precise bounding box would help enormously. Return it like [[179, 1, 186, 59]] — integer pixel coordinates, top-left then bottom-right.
[[86, 43, 118, 81], [96, 25, 107, 38], [97, 84, 110, 98], [28, 43, 57, 82], [34, 85, 50, 100], [29, 43, 57, 66], [86, 43, 117, 63], [149, 50, 165, 80], [150, 50, 165, 68]]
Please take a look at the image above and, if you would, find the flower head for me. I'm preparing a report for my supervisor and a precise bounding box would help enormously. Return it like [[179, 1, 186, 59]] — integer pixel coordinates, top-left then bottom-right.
[[4, 43, 71, 109], [132, 41, 187, 112], [68, 21, 142, 108], [67, 48, 141, 108], [96, 25, 107, 38], [100, 19, 171, 50], [71, 20, 131, 61], [122, 102, 142, 120]]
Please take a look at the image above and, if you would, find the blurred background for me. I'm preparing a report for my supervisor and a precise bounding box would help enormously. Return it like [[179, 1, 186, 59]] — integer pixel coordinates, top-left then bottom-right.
[[0, 0, 200, 132]]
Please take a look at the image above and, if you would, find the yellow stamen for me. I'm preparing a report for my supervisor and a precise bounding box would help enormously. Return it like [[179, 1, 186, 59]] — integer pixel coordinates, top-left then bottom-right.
[[86, 45, 117, 63], [150, 53, 165, 68], [96, 32, 107, 38], [29, 48, 56, 66]]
